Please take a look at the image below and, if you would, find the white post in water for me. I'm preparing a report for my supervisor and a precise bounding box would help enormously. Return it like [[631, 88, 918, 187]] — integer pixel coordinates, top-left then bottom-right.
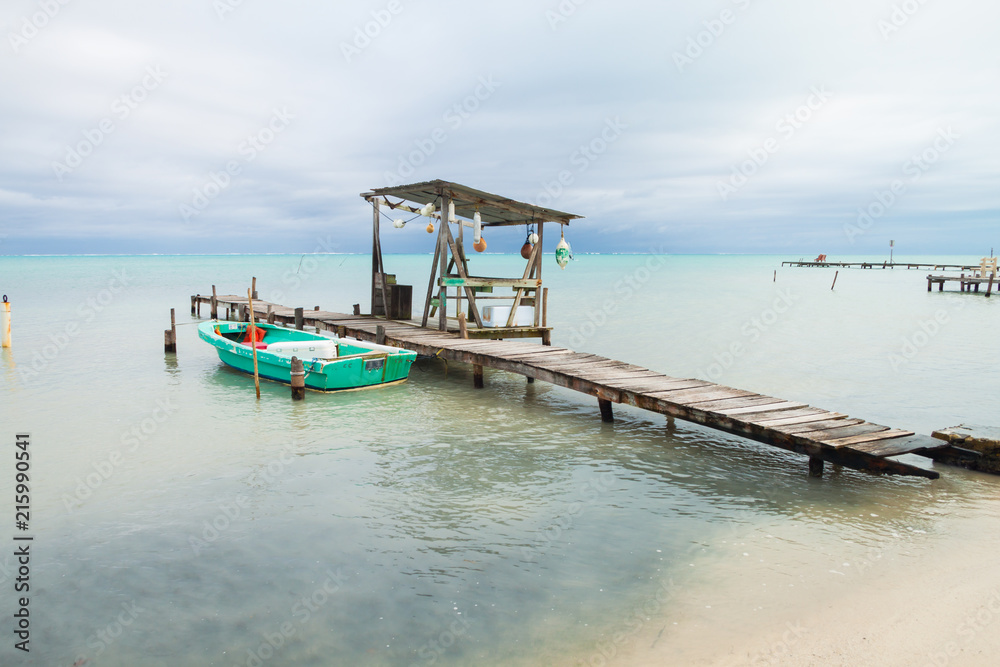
[[1, 296, 10, 347]]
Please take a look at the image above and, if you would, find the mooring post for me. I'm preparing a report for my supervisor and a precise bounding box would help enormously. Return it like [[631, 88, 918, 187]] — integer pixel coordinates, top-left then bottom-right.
[[266, 305, 274, 324], [809, 456, 825, 478], [473, 364, 484, 389], [191, 295, 197, 316], [353, 304, 361, 316], [251, 277, 258, 301], [987, 274, 994, 298], [211, 285, 218, 319], [294, 307, 304, 330], [376, 325, 385, 345], [337, 325, 346, 338], [290, 356, 305, 400], [164, 308, 177, 353], [457, 312, 468, 339], [598, 398, 614, 423]]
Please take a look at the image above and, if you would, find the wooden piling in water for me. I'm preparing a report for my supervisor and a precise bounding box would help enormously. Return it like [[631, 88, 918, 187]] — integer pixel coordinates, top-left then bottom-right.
[[247, 290, 261, 400], [267, 305, 274, 324], [809, 457, 824, 478], [987, 275, 994, 298], [251, 277, 258, 301], [164, 308, 177, 353], [831, 271, 839, 290], [473, 365, 484, 389], [211, 285, 218, 319], [294, 307, 304, 330], [290, 356, 305, 400], [376, 325, 386, 345], [458, 312, 468, 339], [598, 398, 614, 423]]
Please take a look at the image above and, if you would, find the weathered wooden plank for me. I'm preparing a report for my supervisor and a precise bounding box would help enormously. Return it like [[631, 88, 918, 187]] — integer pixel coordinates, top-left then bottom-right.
[[848, 435, 941, 458], [651, 388, 759, 405], [693, 396, 789, 412], [737, 407, 831, 424], [604, 378, 712, 393], [752, 411, 844, 427], [799, 423, 889, 441], [823, 429, 915, 448], [715, 400, 807, 416], [775, 418, 865, 434]]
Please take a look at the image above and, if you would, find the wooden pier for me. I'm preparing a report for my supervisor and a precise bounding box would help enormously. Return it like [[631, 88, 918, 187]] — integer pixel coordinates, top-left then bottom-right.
[[782, 260, 979, 271], [926, 274, 995, 296], [190, 292, 978, 480]]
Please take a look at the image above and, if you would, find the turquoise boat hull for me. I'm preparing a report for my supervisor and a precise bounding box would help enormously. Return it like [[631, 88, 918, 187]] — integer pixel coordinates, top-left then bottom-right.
[[198, 321, 416, 392]]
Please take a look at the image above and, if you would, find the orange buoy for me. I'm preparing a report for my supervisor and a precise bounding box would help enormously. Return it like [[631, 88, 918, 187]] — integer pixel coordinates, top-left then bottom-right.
[[426, 222, 434, 233], [474, 237, 487, 252]]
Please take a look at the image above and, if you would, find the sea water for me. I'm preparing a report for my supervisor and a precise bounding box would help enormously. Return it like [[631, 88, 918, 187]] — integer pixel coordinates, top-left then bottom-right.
[[0, 254, 998, 666]]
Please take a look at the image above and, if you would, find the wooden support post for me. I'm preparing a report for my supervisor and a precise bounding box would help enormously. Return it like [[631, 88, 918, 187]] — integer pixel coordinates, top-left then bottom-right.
[[438, 195, 451, 331], [376, 325, 385, 345], [473, 364, 484, 389], [598, 398, 614, 423], [314, 305, 320, 311], [294, 307, 304, 330], [773, 270, 776, 282], [266, 305, 274, 324], [987, 275, 994, 298], [542, 287, 548, 328], [247, 290, 261, 400], [809, 456, 824, 478], [191, 295, 197, 316], [337, 325, 346, 338], [251, 276, 257, 300], [939, 280, 944, 292], [211, 285, 218, 319], [458, 312, 468, 339], [164, 308, 177, 353], [541, 330, 551, 346], [927, 277, 932, 292], [353, 304, 361, 316], [290, 356, 305, 400]]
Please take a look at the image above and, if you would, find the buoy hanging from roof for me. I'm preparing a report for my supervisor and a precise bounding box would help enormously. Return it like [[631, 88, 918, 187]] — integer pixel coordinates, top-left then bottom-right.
[[426, 221, 435, 233], [474, 236, 487, 252], [473, 211, 482, 244], [555, 228, 572, 270], [419, 202, 435, 217], [520, 226, 533, 260], [393, 218, 406, 228]]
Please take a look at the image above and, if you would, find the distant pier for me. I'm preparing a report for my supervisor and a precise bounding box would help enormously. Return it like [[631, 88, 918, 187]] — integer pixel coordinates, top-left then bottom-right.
[[782, 260, 980, 271]]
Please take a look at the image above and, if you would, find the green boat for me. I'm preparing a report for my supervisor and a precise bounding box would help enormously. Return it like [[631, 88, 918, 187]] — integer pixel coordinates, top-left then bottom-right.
[[199, 321, 417, 391]]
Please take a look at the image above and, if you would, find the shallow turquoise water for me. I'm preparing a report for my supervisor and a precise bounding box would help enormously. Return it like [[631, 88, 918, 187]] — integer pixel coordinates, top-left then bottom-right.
[[1, 254, 998, 666]]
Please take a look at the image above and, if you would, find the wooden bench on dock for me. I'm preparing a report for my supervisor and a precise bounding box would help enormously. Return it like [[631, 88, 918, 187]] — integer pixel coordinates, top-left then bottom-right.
[[191, 293, 980, 480]]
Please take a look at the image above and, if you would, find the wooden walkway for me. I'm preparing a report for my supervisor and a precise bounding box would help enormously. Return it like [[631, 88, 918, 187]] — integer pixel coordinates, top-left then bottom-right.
[[783, 260, 979, 270], [191, 293, 979, 480], [927, 274, 995, 296]]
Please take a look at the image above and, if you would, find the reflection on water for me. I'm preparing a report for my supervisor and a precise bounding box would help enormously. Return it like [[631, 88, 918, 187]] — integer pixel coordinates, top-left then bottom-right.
[[1, 255, 998, 666]]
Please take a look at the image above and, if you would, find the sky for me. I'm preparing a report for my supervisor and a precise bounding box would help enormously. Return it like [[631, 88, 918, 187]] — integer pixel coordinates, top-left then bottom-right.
[[0, 0, 997, 256]]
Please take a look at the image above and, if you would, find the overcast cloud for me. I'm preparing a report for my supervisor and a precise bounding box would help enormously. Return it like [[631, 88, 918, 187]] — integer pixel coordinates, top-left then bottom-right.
[[1, 0, 997, 256]]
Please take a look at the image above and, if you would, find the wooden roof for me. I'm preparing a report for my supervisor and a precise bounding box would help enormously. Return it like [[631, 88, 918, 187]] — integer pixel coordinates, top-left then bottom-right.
[[361, 179, 582, 227]]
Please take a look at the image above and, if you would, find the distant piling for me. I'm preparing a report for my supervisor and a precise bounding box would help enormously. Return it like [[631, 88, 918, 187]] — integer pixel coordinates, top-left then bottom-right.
[[164, 308, 177, 353], [1, 296, 10, 348], [290, 356, 305, 400]]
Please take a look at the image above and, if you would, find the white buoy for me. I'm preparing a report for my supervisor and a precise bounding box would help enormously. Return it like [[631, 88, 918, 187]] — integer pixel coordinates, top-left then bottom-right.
[[393, 218, 406, 228], [473, 211, 482, 244], [1, 295, 10, 348]]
